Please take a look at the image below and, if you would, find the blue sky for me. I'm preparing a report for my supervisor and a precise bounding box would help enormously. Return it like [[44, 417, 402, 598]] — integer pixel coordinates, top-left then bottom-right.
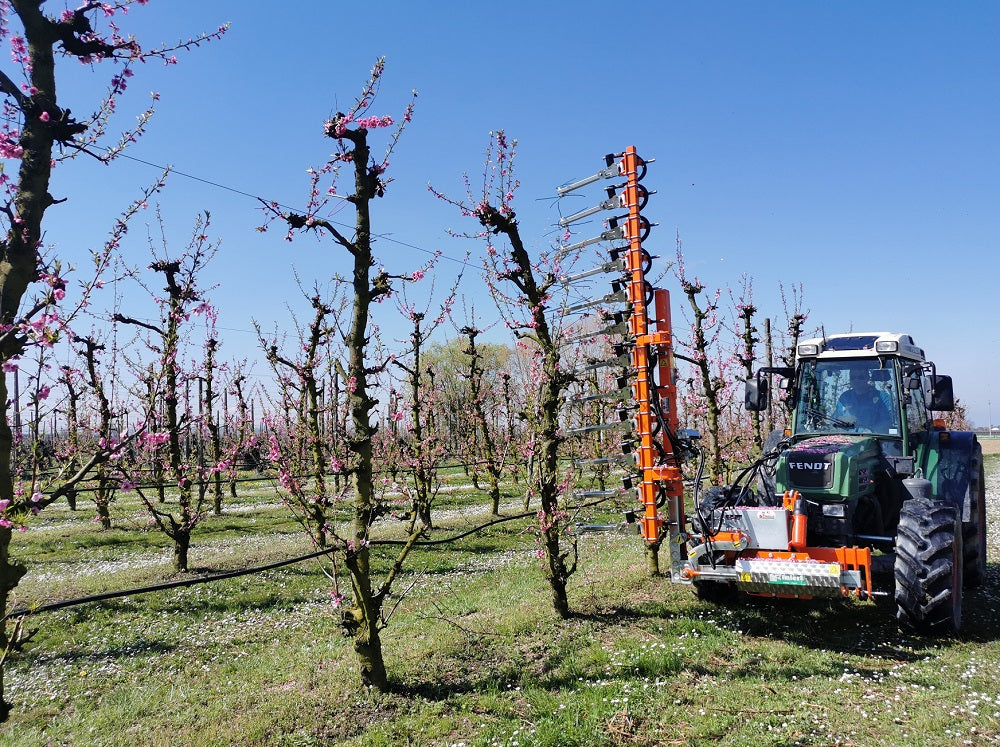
[[37, 1, 1000, 426]]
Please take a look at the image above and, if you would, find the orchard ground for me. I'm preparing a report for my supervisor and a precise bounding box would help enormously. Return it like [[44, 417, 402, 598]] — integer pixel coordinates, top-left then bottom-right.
[[0, 457, 997, 747]]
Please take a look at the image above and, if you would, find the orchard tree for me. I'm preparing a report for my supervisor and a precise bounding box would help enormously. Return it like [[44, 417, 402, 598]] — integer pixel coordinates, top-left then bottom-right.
[[673, 237, 727, 483], [433, 131, 579, 619], [260, 288, 348, 550], [73, 333, 117, 528], [224, 365, 258, 492], [201, 328, 225, 515], [260, 59, 423, 691], [458, 324, 514, 514], [114, 212, 223, 571], [388, 264, 458, 530], [0, 1, 225, 716], [730, 275, 763, 452], [420, 328, 518, 504]]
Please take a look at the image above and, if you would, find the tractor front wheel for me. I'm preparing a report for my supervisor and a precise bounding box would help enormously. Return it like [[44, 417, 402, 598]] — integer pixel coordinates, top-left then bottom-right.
[[693, 578, 738, 604], [894, 496, 963, 634]]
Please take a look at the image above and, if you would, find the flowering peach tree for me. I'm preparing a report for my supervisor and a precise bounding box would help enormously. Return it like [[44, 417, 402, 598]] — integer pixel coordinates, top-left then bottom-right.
[[0, 1, 225, 716], [113, 212, 224, 571], [433, 131, 579, 619], [259, 58, 422, 691]]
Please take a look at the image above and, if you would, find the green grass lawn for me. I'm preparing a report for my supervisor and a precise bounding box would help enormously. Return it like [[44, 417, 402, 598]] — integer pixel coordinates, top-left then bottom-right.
[[0, 463, 997, 746]]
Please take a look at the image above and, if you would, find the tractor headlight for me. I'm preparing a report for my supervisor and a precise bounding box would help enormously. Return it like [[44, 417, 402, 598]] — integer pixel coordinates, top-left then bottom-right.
[[822, 503, 846, 518], [797, 343, 820, 357], [875, 340, 898, 353]]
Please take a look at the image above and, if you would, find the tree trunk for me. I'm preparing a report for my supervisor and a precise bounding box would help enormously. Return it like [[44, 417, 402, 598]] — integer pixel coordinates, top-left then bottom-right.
[[0, 7, 59, 717], [344, 558, 388, 689], [0, 525, 26, 721], [341, 125, 388, 692], [488, 473, 501, 516], [173, 529, 190, 572], [95, 497, 111, 530], [0, 375, 26, 719], [543, 523, 571, 619], [645, 541, 662, 576], [354, 631, 387, 690]]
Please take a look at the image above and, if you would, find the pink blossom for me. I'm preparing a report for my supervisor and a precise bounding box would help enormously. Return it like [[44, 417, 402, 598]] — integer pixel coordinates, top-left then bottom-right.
[[355, 115, 394, 130], [141, 431, 170, 448], [39, 111, 50, 123]]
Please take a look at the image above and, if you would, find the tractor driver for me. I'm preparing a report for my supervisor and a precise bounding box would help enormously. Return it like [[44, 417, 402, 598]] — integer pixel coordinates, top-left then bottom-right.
[[835, 366, 892, 433]]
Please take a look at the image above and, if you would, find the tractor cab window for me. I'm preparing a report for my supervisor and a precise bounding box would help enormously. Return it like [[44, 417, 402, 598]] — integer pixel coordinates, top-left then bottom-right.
[[795, 359, 901, 436], [903, 366, 931, 435]]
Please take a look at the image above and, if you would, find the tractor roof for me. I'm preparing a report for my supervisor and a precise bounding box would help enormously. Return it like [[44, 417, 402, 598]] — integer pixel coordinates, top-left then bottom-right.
[[796, 332, 926, 363]]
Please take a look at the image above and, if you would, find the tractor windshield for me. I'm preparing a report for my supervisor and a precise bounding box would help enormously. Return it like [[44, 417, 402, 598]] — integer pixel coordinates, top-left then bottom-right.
[[794, 358, 901, 436]]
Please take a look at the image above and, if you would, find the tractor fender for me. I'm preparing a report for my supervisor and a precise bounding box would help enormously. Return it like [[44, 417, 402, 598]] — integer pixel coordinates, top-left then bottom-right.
[[927, 430, 980, 520]]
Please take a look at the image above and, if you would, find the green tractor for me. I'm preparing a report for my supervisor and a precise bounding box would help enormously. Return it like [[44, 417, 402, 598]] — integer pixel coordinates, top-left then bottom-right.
[[677, 332, 986, 634]]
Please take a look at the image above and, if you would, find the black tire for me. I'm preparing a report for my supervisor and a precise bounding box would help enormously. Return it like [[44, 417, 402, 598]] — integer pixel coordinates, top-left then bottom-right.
[[693, 578, 738, 604], [894, 496, 963, 634], [962, 448, 988, 588]]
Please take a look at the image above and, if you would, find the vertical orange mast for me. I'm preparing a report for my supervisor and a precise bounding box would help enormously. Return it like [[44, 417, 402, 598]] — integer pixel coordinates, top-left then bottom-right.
[[617, 147, 684, 552]]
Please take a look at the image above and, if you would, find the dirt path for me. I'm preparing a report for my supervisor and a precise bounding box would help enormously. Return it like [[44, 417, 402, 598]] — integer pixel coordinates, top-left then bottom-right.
[[980, 436, 1000, 455]]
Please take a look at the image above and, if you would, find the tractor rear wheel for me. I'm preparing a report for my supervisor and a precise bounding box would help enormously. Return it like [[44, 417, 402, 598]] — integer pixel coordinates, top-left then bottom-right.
[[962, 452, 987, 588], [894, 496, 963, 634]]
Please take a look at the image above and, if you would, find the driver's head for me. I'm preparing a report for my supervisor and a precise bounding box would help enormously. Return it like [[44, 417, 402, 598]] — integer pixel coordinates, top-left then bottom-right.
[[850, 368, 870, 389]]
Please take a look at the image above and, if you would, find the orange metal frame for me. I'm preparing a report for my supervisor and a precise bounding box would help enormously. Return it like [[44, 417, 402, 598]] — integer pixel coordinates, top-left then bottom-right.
[[617, 147, 683, 545]]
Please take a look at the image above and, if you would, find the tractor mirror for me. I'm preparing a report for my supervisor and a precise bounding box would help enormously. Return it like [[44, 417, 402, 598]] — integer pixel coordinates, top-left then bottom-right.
[[745, 377, 769, 411], [929, 375, 954, 411]]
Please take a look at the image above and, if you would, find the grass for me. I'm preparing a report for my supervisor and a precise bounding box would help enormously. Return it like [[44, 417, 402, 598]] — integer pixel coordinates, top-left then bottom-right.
[[0, 460, 998, 746]]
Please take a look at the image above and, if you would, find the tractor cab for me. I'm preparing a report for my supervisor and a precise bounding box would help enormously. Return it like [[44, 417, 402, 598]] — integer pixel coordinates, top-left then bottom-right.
[[747, 332, 954, 471]]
